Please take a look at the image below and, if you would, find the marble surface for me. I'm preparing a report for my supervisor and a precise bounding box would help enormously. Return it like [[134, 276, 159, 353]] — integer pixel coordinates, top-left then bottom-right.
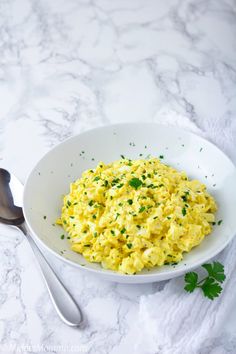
[[0, 0, 236, 353]]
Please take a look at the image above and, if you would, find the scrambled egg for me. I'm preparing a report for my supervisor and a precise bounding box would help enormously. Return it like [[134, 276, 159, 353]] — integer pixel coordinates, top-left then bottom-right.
[[57, 158, 217, 274]]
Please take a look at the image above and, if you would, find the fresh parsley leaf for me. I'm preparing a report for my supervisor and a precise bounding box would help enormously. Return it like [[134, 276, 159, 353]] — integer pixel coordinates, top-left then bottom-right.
[[129, 178, 143, 190], [201, 278, 222, 300], [127, 243, 132, 249], [202, 262, 225, 283], [184, 261, 225, 300], [184, 272, 198, 292], [127, 199, 133, 205]]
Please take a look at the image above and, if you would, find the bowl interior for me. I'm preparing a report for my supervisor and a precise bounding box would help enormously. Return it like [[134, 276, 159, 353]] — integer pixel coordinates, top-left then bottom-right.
[[23, 123, 236, 281]]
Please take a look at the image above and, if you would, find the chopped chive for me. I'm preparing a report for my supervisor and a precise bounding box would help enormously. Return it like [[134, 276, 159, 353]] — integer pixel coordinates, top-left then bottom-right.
[[218, 220, 223, 225], [111, 178, 120, 186], [139, 206, 145, 213], [121, 228, 126, 234], [115, 213, 120, 220], [43, 215, 47, 220], [182, 207, 187, 216], [159, 155, 164, 159], [126, 243, 132, 249], [127, 199, 133, 205], [60, 235, 65, 239]]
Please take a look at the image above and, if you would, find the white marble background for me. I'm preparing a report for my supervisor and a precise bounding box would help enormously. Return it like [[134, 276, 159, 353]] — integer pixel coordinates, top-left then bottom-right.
[[0, 0, 236, 353]]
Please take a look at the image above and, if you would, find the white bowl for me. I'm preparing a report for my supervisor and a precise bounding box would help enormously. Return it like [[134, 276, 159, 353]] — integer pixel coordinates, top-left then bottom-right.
[[23, 123, 236, 283]]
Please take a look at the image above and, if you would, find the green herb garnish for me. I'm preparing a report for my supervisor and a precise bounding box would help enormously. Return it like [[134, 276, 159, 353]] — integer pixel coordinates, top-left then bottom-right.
[[129, 177, 142, 190], [127, 243, 133, 249], [60, 235, 65, 239], [139, 206, 145, 213], [121, 228, 126, 234], [111, 178, 120, 186], [159, 155, 164, 159], [127, 199, 133, 205], [94, 176, 100, 181], [88, 200, 94, 206], [218, 220, 223, 225], [184, 262, 225, 300], [182, 207, 187, 216]]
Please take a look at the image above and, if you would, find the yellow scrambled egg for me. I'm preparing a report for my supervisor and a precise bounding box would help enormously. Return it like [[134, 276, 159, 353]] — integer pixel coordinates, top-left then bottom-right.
[[57, 158, 217, 274]]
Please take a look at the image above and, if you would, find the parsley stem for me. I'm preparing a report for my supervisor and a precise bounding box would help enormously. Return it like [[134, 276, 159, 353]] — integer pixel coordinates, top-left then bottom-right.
[[196, 277, 208, 286]]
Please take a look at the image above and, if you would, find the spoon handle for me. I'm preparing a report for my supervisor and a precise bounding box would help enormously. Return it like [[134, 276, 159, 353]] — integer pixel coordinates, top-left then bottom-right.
[[18, 223, 82, 327]]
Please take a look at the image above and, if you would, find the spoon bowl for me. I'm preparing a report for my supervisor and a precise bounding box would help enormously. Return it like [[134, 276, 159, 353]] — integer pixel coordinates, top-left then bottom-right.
[[0, 169, 24, 225]]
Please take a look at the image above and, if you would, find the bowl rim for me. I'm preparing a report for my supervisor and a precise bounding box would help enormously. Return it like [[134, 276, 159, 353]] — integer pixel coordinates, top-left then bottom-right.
[[23, 122, 236, 282]]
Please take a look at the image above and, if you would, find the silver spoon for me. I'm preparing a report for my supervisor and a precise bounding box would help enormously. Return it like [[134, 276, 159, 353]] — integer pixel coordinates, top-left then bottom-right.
[[0, 168, 82, 327]]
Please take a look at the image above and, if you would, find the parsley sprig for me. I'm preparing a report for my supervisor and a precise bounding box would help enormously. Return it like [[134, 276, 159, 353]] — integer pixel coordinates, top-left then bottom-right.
[[184, 262, 225, 300]]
